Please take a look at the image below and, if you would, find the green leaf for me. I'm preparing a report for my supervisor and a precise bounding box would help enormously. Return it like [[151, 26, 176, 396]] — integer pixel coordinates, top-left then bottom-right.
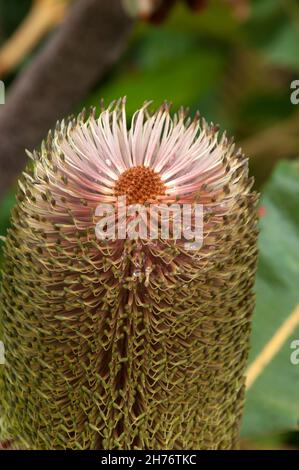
[[242, 160, 299, 437]]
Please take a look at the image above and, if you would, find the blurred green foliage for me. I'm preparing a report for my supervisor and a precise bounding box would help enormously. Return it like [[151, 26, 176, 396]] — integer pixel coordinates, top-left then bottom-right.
[[242, 160, 299, 438], [84, 2, 238, 123]]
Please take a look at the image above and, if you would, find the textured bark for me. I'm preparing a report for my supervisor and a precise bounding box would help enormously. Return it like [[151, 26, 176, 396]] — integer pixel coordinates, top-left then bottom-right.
[[0, 0, 133, 198]]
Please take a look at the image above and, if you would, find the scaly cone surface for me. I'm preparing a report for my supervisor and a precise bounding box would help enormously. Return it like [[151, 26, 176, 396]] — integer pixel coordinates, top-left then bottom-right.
[[0, 100, 259, 449]]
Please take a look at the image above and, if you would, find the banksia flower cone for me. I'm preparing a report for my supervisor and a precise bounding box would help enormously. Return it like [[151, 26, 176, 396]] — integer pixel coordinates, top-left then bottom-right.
[[0, 99, 258, 450]]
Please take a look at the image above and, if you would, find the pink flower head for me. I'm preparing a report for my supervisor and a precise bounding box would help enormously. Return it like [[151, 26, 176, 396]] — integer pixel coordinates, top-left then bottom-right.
[[55, 98, 244, 206]]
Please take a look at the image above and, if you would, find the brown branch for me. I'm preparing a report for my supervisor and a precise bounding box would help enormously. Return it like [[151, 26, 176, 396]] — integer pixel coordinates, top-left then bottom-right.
[[0, 0, 133, 199]]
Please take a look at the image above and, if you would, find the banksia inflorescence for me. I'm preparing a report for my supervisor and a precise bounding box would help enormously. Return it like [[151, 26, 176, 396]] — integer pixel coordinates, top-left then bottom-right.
[[0, 99, 258, 450]]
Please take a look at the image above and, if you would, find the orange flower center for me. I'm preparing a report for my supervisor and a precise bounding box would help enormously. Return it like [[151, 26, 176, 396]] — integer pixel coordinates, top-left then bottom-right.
[[114, 166, 166, 205]]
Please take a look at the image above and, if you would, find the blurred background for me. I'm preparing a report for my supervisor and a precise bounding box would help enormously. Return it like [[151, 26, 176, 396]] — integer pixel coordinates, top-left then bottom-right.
[[0, 0, 299, 450]]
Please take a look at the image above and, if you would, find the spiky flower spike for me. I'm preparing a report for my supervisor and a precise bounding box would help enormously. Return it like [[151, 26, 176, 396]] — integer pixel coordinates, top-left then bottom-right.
[[0, 99, 258, 450]]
